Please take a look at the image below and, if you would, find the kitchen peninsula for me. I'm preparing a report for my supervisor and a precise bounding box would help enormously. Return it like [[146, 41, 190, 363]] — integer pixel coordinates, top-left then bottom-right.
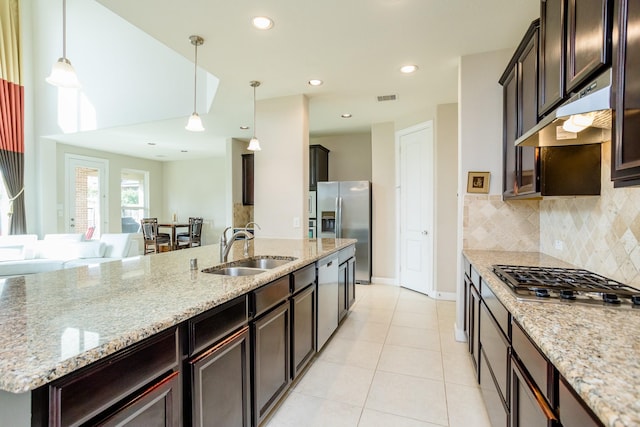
[[0, 237, 356, 426]]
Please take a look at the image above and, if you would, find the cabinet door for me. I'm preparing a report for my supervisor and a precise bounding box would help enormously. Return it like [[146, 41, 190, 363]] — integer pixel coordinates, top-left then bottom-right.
[[242, 153, 254, 206], [291, 285, 316, 379], [253, 301, 290, 426], [338, 261, 348, 322], [347, 257, 356, 308], [503, 64, 519, 198], [565, 0, 612, 92], [539, 0, 566, 116], [309, 145, 329, 190], [611, 0, 640, 185], [93, 371, 181, 427], [511, 357, 558, 427], [518, 26, 540, 195], [558, 377, 601, 427], [188, 327, 251, 427]]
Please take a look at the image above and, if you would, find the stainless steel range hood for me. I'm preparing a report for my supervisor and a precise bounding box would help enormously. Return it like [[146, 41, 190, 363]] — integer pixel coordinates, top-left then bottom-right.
[[516, 69, 612, 147]]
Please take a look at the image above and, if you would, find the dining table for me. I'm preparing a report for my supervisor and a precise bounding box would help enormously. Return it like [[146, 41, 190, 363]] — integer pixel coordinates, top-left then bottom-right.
[[158, 222, 190, 250]]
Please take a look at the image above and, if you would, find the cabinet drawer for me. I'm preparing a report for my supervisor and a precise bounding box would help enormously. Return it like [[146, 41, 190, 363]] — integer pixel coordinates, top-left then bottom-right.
[[50, 328, 179, 427], [189, 295, 248, 356], [253, 276, 290, 317], [480, 302, 510, 404], [512, 320, 553, 405], [471, 265, 482, 291], [511, 356, 557, 427], [558, 376, 602, 427], [482, 284, 509, 338], [480, 350, 509, 427], [292, 263, 315, 294]]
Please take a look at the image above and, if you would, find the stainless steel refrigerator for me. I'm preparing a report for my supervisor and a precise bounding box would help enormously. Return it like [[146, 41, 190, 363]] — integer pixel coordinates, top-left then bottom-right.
[[317, 181, 372, 284]]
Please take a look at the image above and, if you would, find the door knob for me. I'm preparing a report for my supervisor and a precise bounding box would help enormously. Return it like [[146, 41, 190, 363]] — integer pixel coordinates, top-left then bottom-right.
[[422, 230, 428, 235]]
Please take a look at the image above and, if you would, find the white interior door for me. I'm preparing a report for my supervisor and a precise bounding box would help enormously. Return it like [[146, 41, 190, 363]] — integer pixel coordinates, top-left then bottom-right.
[[397, 122, 434, 295], [65, 155, 109, 238]]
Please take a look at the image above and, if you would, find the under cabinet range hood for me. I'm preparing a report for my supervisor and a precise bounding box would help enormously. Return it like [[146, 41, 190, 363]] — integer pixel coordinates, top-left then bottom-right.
[[516, 69, 612, 147]]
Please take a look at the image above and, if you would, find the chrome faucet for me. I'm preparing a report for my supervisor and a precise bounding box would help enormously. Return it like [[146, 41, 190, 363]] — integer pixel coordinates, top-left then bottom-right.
[[245, 222, 261, 231], [219, 227, 233, 261], [220, 230, 254, 262]]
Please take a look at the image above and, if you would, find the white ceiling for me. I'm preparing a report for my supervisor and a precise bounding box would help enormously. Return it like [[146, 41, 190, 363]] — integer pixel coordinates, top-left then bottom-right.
[[60, 0, 539, 161]]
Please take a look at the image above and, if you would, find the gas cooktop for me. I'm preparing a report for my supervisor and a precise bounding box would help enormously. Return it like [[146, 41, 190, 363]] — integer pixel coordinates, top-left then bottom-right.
[[492, 264, 640, 308]]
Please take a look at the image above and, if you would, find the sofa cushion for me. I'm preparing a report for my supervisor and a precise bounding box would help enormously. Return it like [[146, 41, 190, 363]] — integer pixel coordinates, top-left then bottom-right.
[[35, 241, 77, 261], [71, 241, 106, 259], [0, 235, 38, 260], [100, 234, 132, 258], [43, 233, 85, 242]]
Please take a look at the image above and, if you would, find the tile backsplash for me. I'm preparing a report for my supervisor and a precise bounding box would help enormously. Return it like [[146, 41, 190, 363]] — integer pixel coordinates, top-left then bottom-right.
[[463, 194, 540, 252], [540, 141, 640, 286], [463, 142, 640, 286]]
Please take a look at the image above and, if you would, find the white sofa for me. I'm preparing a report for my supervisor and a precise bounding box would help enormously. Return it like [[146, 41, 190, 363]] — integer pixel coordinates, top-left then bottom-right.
[[0, 233, 139, 277]]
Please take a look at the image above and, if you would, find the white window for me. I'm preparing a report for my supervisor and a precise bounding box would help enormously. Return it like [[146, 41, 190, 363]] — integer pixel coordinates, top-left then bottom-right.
[[121, 169, 149, 233]]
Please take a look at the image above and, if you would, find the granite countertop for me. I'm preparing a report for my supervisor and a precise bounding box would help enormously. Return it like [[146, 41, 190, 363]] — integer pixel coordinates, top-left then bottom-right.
[[463, 250, 640, 427], [0, 238, 355, 394]]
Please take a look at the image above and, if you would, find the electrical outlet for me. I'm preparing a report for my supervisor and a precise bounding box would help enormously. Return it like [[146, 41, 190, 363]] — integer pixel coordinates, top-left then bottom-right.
[[293, 217, 300, 228], [554, 240, 564, 250]]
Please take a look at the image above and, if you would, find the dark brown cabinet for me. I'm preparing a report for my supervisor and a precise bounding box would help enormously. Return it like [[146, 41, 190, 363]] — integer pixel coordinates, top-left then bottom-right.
[[291, 264, 317, 379], [309, 145, 329, 190], [188, 327, 251, 427], [565, 0, 613, 93], [558, 376, 603, 427], [611, 0, 640, 186], [242, 153, 254, 206], [466, 274, 481, 376], [511, 357, 557, 427], [501, 21, 540, 199], [539, 0, 566, 116]]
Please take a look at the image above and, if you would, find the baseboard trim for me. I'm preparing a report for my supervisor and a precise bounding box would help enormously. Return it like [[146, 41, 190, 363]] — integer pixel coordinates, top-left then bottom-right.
[[454, 322, 467, 343], [370, 277, 398, 286]]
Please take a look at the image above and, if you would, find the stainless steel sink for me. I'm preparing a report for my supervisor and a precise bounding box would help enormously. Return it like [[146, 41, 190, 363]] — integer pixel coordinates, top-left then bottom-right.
[[232, 256, 296, 269], [202, 266, 267, 276], [202, 256, 297, 276]]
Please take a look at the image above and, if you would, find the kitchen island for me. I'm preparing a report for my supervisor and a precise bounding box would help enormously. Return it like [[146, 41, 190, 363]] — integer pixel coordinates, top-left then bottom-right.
[[463, 250, 640, 427], [0, 237, 356, 426]]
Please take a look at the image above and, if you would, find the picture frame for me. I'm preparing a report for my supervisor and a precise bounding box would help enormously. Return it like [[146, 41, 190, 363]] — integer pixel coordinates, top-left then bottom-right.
[[467, 171, 490, 194]]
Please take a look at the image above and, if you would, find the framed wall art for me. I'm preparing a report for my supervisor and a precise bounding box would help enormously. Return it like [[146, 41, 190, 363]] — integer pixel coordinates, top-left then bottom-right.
[[467, 171, 490, 194]]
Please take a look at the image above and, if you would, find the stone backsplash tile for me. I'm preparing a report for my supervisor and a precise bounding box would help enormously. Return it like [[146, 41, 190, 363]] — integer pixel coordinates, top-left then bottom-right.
[[233, 203, 254, 228], [540, 141, 640, 286], [463, 194, 540, 252]]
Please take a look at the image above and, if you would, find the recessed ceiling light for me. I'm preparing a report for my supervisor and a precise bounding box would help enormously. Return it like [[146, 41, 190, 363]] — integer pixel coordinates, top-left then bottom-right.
[[341, 113, 352, 118], [181, 150, 188, 153], [147, 142, 156, 146], [400, 64, 418, 74], [308, 79, 323, 86], [252, 16, 274, 30], [240, 125, 250, 130], [156, 155, 166, 158]]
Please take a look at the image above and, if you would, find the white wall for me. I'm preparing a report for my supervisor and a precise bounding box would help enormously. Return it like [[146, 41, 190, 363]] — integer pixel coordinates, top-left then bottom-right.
[[253, 95, 309, 239], [310, 134, 372, 181], [162, 157, 227, 246], [371, 122, 397, 283], [435, 103, 459, 296], [455, 48, 513, 339]]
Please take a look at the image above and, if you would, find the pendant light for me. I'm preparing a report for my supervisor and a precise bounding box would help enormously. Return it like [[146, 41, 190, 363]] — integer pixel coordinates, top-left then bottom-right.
[[46, 0, 81, 88], [185, 35, 205, 132], [248, 81, 261, 151]]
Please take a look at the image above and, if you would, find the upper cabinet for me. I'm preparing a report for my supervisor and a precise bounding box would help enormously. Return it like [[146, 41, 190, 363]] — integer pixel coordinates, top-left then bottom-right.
[[539, 0, 566, 116], [611, 0, 640, 186], [309, 145, 329, 190], [565, 0, 613, 93], [501, 20, 540, 199]]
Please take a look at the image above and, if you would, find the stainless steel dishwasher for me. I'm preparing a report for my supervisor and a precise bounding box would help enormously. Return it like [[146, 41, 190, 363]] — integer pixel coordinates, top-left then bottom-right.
[[317, 253, 339, 351]]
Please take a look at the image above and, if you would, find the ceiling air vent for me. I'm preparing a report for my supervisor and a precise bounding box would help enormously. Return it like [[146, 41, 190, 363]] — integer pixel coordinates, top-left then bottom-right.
[[377, 94, 397, 102]]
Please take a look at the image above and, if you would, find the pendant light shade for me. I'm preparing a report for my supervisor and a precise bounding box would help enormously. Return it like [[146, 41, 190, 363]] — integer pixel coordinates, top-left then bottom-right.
[[248, 80, 261, 151], [186, 35, 205, 132], [46, 0, 81, 88]]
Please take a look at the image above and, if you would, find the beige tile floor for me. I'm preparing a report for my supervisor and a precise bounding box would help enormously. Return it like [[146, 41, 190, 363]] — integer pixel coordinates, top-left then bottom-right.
[[265, 283, 492, 427]]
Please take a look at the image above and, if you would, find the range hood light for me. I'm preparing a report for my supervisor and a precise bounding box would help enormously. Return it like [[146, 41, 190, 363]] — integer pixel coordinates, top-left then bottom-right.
[[562, 112, 596, 133]]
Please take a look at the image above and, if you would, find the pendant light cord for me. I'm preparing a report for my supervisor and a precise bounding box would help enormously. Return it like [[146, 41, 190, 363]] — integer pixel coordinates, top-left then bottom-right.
[[193, 42, 198, 113], [253, 83, 256, 137], [62, 0, 67, 59]]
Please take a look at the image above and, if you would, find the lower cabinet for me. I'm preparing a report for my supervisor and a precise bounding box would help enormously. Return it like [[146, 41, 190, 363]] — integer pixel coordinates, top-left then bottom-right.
[[510, 356, 557, 427], [465, 274, 481, 376], [291, 284, 316, 379], [480, 349, 509, 427], [92, 371, 181, 426], [187, 327, 251, 427], [252, 301, 290, 426]]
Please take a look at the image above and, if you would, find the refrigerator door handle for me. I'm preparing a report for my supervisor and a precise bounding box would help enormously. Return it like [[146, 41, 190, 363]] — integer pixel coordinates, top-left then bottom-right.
[[337, 197, 343, 238]]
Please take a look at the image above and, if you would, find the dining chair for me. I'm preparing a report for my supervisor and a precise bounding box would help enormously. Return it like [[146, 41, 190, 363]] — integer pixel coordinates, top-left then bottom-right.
[[177, 217, 203, 249], [141, 218, 171, 254]]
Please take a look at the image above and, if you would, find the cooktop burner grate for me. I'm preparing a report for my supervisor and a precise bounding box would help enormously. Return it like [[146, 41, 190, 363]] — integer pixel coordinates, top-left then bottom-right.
[[492, 264, 640, 307]]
